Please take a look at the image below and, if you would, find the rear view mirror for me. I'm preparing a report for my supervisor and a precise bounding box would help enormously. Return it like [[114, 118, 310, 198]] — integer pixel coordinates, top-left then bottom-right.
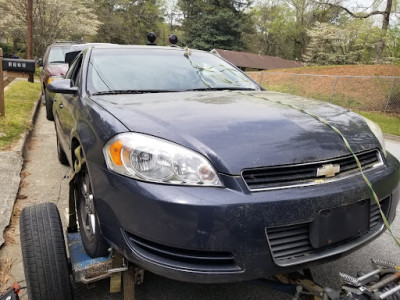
[[48, 79, 77, 94], [37, 58, 43, 67]]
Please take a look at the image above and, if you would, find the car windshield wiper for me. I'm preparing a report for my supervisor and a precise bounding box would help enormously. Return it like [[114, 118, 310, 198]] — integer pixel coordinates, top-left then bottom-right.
[[185, 87, 257, 92], [92, 90, 179, 95]]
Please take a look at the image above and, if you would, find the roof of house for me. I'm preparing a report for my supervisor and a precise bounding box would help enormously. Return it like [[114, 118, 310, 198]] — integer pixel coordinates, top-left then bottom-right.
[[213, 49, 302, 70]]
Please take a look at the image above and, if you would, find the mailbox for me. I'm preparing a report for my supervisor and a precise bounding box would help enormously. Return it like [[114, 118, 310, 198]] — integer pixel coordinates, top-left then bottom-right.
[[2, 58, 36, 73]]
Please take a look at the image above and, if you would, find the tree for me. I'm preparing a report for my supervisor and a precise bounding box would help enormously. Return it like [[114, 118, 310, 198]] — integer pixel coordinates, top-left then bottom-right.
[[163, 0, 183, 32], [251, 0, 344, 60], [0, 0, 100, 57], [303, 20, 378, 64], [385, 26, 400, 62], [250, 2, 297, 58], [178, 0, 254, 51], [0, 1, 26, 55], [93, 0, 165, 45], [319, 0, 394, 63]]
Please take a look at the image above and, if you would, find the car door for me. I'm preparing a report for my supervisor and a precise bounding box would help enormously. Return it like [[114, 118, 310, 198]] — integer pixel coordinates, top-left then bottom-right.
[[54, 54, 83, 156], [40, 47, 50, 91]]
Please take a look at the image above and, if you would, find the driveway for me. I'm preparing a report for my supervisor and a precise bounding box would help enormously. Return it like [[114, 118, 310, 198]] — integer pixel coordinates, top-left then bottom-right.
[[1, 105, 399, 299]]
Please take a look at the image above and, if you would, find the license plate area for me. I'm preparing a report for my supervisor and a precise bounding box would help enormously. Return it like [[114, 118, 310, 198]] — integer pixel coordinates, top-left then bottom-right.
[[309, 200, 370, 249]]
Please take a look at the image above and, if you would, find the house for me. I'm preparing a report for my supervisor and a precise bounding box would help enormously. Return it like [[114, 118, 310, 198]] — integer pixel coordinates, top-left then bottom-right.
[[212, 49, 302, 71]]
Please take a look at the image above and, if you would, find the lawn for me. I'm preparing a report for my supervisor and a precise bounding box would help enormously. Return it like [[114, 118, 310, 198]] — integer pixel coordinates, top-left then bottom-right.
[[356, 111, 400, 136], [0, 80, 41, 149], [247, 65, 400, 136]]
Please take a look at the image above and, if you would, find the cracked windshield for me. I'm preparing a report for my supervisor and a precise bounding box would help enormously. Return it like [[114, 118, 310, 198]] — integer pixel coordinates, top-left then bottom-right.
[[88, 49, 259, 94]]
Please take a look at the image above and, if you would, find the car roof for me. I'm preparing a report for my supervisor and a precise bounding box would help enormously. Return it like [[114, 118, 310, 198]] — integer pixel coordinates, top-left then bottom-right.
[[68, 43, 114, 52], [88, 45, 207, 54], [66, 44, 204, 65], [64, 43, 115, 65], [51, 41, 83, 46]]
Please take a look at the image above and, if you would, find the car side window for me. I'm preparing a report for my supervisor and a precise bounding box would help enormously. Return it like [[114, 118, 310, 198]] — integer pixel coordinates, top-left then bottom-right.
[[73, 60, 83, 88], [70, 56, 83, 87], [65, 54, 83, 87], [65, 57, 80, 79]]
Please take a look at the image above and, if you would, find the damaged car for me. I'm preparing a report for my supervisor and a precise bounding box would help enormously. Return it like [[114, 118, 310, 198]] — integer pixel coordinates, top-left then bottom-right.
[[47, 44, 400, 283]]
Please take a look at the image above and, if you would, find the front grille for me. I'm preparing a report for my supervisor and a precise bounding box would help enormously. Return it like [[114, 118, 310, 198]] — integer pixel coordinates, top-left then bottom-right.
[[242, 150, 382, 191], [125, 232, 240, 272], [266, 197, 389, 266]]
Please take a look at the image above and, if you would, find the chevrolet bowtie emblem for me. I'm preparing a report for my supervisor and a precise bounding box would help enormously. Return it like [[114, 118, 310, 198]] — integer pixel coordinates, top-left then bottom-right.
[[317, 163, 340, 178]]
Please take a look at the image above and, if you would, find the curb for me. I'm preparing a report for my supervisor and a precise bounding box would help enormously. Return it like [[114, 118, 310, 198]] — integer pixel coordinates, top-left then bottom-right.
[[12, 95, 42, 155], [0, 87, 41, 246], [384, 133, 400, 142]]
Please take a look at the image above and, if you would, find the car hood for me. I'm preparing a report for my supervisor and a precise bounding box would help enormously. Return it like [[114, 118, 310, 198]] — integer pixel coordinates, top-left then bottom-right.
[[92, 91, 380, 175], [45, 63, 68, 76]]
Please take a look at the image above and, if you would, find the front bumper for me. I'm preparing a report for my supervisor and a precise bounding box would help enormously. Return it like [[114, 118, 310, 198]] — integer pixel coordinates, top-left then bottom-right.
[[90, 152, 400, 283]]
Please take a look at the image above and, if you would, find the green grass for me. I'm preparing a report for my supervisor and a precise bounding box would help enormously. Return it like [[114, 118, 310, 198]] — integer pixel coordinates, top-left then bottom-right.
[[0, 81, 41, 149], [356, 111, 400, 136]]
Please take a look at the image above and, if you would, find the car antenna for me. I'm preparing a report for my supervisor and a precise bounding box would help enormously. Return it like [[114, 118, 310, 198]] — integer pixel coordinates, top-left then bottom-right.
[[147, 32, 157, 46]]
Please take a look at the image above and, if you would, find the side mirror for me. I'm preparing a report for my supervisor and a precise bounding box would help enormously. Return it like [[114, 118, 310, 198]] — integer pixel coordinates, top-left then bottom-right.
[[48, 79, 78, 94], [37, 58, 43, 67]]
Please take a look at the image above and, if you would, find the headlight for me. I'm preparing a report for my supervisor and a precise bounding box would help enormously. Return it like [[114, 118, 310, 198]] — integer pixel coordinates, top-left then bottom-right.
[[104, 133, 223, 187], [47, 76, 63, 85], [362, 117, 386, 154]]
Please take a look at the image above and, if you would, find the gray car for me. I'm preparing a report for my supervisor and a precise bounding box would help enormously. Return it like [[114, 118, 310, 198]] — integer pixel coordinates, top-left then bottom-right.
[[46, 44, 400, 285]]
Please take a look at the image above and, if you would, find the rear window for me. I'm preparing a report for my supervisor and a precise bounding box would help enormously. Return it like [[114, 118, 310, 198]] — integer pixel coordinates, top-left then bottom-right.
[[48, 46, 73, 64], [87, 48, 259, 93]]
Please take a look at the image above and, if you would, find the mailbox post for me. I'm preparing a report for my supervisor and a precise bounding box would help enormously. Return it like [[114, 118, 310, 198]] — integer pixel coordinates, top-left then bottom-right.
[[0, 51, 36, 117], [0, 48, 4, 117]]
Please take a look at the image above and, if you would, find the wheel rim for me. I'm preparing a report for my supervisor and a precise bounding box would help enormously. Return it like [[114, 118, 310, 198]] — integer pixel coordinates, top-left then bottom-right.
[[79, 169, 96, 242]]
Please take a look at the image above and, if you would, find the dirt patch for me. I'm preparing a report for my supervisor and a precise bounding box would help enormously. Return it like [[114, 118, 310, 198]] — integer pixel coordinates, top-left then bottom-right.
[[249, 65, 400, 113], [266, 65, 400, 76], [20, 171, 30, 179], [3, 205, 22, 246], [0, 259, 13, 287], [27, 138, 38, 150], [19, 181, 28, 189]]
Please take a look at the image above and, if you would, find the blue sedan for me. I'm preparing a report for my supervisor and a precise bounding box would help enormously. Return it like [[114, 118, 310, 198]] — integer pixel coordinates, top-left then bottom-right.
[[48, 44, 400, 283]]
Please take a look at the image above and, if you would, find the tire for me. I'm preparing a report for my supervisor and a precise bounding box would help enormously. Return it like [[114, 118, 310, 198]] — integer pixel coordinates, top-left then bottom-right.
[[45, 89, 54, 121], [20, 202, 73, 300], [56, 131, 69, 165], [75, 165, 109, 258]]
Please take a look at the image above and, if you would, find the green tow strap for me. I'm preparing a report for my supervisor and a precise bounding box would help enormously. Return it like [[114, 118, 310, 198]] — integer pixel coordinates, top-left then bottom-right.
[[240, 92, 400, 249]]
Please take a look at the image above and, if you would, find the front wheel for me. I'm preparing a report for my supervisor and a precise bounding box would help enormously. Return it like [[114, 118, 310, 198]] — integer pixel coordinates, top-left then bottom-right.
[[75, 165, 109, 258]]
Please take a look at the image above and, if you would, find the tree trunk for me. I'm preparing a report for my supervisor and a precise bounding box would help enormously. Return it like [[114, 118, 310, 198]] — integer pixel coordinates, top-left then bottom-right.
[[26, 0, 33, 59], [26, 0, 34, 82], [376, 39, 384, 63], [375, 0, 392, 63], [13, 38, 18, 53]]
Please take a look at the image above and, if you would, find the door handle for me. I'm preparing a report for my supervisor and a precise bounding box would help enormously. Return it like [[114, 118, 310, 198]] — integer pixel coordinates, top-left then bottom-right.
[[59, 103, 63, 109]]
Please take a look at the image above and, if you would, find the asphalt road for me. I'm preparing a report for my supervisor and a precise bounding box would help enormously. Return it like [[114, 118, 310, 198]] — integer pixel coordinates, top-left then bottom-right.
[[6, 105, 400, 299]]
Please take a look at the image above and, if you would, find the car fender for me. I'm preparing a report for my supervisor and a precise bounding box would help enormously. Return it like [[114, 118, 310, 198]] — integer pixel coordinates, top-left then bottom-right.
[[68, 96, 128, 194]]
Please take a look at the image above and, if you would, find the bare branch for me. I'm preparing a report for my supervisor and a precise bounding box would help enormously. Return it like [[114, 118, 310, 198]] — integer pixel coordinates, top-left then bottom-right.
[[316, 1, 386, 18]]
